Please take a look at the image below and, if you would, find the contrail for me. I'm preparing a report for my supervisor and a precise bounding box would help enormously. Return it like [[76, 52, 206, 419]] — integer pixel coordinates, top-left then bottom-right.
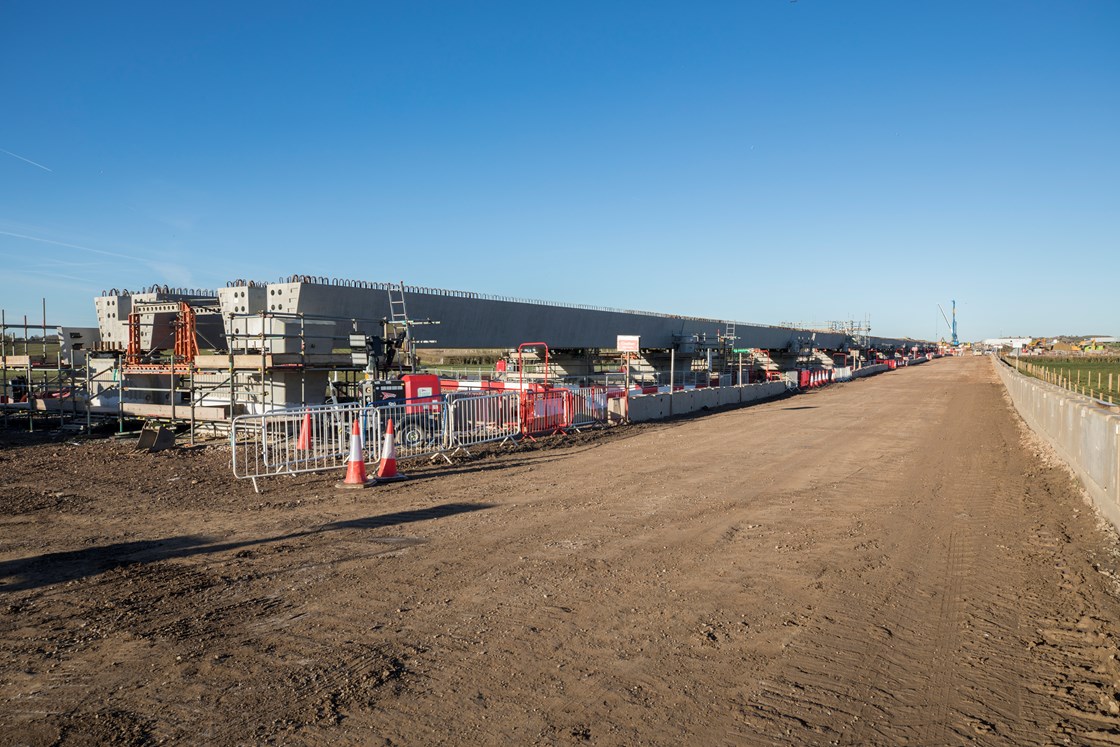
[[0, 148, 53, 172], [0, 230, 135, 260]]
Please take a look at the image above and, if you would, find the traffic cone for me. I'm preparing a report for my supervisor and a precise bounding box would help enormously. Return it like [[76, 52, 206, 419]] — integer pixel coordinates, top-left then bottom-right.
[[336, 419, 375, 489], [296, 409, 312, 450], [376, 418, 407, 482]]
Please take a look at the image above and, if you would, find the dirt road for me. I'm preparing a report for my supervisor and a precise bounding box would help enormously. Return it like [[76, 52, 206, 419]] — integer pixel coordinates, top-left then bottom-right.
[[3, 356, 1120, 745]]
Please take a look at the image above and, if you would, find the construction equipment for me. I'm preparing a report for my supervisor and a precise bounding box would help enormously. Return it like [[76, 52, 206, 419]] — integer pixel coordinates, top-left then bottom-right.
[[937, 301, 960, 347]]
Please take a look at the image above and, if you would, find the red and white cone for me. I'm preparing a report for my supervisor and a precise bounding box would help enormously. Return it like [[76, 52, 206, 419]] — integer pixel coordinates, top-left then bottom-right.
[[336, 419, 375, 489], [376, 418, 408, 482], [296, 409, 312, 451]]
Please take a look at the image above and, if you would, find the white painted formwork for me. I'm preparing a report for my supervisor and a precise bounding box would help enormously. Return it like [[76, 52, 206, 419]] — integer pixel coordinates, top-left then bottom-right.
[[994, 358, 1120, 533]]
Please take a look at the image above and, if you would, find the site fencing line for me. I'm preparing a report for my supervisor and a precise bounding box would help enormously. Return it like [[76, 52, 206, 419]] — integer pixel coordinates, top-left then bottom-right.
[[446, 391, 521, 454], [366, 400, 451, 464], [520, 389, 571, 438], [568, 386, 608, 429], [231, 401, 364, 487], [232, 394, 520, 487], [232, 386, 613, 489]]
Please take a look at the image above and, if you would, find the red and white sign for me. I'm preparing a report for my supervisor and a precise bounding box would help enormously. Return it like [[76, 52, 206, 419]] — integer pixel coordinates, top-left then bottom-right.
[[616, 335, 640, 352]]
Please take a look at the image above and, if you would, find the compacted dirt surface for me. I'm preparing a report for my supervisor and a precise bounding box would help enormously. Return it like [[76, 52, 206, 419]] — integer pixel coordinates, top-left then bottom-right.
[[4, 356, 1120, 746]]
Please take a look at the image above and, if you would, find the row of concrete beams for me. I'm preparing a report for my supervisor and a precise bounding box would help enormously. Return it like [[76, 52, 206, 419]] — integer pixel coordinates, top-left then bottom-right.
[[97, 278, 933, 355]]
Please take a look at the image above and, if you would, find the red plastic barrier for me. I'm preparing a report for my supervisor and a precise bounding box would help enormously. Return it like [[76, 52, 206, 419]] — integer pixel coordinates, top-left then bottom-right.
[[886, 359, 898, 370], [798, 370, 811, 388], [520, 389, 572, 437]]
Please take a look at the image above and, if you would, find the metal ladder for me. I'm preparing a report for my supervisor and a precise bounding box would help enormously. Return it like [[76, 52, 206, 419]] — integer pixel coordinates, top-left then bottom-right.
[[386, 281, 415, 374], [388, 281, 409, 326]]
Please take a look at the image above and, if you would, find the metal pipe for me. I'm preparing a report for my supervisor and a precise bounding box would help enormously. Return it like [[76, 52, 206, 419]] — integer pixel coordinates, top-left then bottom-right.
[[117, 354, 123, 433], [189, 366, 195, 446], [1, 308, 7, 429], [85, 361, 91, 432], [57, 349, 64, 430], [227, 315, 236, 419], [170, 346, 176, 423], [259, 311, 266, 409], [21, 314, 33, 433], [300, 313, 306, 406]]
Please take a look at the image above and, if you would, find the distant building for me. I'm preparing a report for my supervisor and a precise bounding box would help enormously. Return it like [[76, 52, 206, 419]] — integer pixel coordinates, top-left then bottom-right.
[[981, 337, 1033, 350]]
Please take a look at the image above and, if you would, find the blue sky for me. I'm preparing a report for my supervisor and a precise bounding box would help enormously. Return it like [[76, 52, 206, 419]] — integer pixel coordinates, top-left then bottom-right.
[[1, 1, 1116, 340]]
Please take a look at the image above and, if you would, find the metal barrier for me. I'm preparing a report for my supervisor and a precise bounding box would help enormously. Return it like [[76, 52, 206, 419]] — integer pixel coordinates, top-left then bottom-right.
[[521, 389, 572, 437], [446, 391, 521, 453], [568, 386, 608, 429], [232, 401, 364, 487], [232, 386, 609, 488], [365, 399, 451, 463]]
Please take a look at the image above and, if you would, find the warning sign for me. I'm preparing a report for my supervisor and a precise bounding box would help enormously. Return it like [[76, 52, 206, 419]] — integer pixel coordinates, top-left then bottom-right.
[[616, 335, 640, 352]]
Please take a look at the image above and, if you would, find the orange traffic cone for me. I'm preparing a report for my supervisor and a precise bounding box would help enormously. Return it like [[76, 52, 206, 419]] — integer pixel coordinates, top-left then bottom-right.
[[336, 419, 375, 489], [296, 409, 312, 450], [376, 418, 407, 482]]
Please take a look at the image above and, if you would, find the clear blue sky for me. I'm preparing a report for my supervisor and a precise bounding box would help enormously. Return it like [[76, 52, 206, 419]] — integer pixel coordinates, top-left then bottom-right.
[[2, 1, 1117, 341]]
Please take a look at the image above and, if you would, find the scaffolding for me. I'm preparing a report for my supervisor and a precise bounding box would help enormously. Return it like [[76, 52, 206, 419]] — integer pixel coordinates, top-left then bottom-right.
[[0, 304, 388, 441]]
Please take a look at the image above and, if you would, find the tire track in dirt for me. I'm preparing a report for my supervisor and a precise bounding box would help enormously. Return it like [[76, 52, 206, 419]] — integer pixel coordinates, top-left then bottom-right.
[[7, 358, 1120, 744], [736, 361, 1048, 746]]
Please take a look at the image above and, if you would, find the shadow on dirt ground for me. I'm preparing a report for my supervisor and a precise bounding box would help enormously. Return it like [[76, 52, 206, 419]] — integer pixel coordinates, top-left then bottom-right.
[[0, 502, 492, 592]]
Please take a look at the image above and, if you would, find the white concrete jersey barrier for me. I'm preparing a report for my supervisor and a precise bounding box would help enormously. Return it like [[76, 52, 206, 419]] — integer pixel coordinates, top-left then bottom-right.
[[613, 381, 789, 423], [994, 357, 1120, 532], [852, 363, 889, 378]]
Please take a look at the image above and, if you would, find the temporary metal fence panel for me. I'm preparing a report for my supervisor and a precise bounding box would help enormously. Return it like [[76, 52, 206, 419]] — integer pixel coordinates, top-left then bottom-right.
[[521, 389, 572, 436], [231, 401, 363, 480], [367, 400, 451, 462], [233, 387, 600, 484], [568, 386, 608, 428], [446, 391, 521, 450]]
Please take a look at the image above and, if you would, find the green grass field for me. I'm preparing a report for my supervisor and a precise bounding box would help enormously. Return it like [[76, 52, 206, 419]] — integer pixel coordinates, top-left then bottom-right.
[[1011, 356, 1120, 402]]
